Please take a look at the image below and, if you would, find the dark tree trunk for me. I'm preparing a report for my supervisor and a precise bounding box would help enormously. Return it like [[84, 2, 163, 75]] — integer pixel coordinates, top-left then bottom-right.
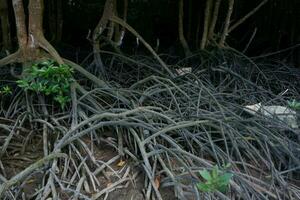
[[0, 0, 12, 51], [48, 0, 63, 44], [0, 0, 63, 67], [56, 0, 63, 43], [178, 0, 191, 56]]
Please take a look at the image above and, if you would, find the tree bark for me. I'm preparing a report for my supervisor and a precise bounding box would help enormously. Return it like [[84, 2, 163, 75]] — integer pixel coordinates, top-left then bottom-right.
[[92, 0, 115, 78], [48, 0, 56, 41], [187, 0, 193, 40], [178, 0, 191, 56], [12, 0, 27, 51], [201, 0, 213, 49], [28, 0, 63, 64], [114, 0, 127, 45], [55, 0, 63, 43], [0, 0, 12, 50], [219, 0, 234, 47], [208, 0, 221, 41], [47, 0, 63, 43], [0, 0, 63, 67]]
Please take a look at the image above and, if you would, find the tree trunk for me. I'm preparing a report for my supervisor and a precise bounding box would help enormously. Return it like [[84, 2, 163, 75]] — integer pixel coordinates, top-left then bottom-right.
[[201, 0, 213, 49], [48, 0, 56, 41], [0, 0, 12, 51], [208, 0, 221, 41], [0, 0, 111, 96], [92, 0, 115, 78], [55, 0, 63, 43], [48, 0, 63, 44], [219, 0, 235, 47], [114, 0, 127, 45], [187, 0, 193, 42], [12, 0, 27, 52], [0, 0, 63, 67], [178, 0, 191, 56]]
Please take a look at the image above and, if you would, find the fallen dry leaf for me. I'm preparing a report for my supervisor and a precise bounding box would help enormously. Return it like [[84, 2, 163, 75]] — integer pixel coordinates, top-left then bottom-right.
[[117, 159, 126, 167], [154, 176, 161, 189], [107, 182, 112, 187]]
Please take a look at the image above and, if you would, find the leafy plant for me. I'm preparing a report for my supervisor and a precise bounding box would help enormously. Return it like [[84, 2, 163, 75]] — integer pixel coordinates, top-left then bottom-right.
[[287, 99, 300, 110], [197, 164, 233, 193], [0, 86, 12, 95], [16, 60, 74, 108]]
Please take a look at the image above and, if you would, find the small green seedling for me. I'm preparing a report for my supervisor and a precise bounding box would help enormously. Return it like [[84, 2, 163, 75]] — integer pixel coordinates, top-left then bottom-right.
[[0, 86, 12, 95], [197, 164, 233, 193], [17, 60, 74, 108], [287, 99, 300, 110]]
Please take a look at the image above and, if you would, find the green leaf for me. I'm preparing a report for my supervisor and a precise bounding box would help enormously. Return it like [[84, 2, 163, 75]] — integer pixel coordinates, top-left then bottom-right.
[[16, 60, 73, 108], [197, 165, 233, 194], [211, 166, 219, 179], [218, 185, 228, 193], [0, 86, 12, 95], [219, 173, 233, 184], [288, 99, 300, 110], [199, 169, 211, 181], [197, 183, 212, 192], [16, 80, 29, 88]]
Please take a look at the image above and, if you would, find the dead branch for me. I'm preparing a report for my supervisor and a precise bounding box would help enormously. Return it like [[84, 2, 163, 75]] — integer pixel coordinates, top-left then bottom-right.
[[229, 0, 269, 33]]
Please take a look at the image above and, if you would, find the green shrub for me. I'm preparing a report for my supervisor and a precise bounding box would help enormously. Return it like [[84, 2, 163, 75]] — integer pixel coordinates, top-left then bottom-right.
[[287, 99, 300, 110], [197, 164, 233, 193], [17, 60, 74, 108], [0, 86, 12, 96]]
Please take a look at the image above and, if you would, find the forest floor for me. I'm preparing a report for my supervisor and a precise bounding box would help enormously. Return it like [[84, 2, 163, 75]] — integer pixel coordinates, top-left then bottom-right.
[[3, 135, 178, 200], [1, 49, 300, 199]]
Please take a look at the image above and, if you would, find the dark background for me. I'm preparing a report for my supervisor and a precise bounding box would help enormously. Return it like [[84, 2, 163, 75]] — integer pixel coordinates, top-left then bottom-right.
[[2, 0, 300, 64]]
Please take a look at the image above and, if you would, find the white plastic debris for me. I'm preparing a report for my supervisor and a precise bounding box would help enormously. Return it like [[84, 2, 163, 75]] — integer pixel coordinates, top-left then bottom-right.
[[243, 103, 298, 129]]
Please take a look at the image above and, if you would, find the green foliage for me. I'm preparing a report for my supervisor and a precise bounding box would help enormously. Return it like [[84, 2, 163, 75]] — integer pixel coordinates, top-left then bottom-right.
[[287, 99, 300, 110], [16, 60, 74, 108], [0, 86, 12, 96], [197, 164, 233, 193]]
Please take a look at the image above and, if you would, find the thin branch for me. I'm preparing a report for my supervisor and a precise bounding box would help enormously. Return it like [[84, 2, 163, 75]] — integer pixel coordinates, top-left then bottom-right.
[[110, 15, 174, 78], [243, 28, 257, 53], [63, 58, 109, 88], [229, 0, 269, 33], [219, 0, 235, 47]]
